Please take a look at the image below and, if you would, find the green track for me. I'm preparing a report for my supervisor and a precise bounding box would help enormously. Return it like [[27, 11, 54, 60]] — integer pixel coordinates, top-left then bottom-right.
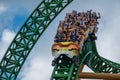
[[85, 39, 120, 73], [51, 36, 120, 80], [0, 0, 120, 80]]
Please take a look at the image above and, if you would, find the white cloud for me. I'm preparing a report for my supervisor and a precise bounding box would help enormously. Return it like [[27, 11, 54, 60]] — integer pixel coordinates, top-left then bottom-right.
[[0, 0, 41, 13], [96, 14, 120, 63], [0, 29, 15, 60], [20, 57, 52, 80], [2, 29, 15, 44], [0, 0, 41, 34], [0, 4, 6, 14]]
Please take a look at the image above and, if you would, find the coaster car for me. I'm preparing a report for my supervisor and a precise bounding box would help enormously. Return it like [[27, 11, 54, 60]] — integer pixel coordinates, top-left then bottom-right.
[[52, 42, 80, 59]]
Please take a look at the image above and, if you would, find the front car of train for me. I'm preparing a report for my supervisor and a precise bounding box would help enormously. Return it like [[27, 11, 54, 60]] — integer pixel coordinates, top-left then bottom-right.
[[52, 42, 80, 59], [51, 10, 100, 65]]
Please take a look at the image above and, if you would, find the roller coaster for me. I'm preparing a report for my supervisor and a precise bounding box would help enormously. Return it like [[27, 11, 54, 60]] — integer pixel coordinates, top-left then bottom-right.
[[0, 0, 120, 80]]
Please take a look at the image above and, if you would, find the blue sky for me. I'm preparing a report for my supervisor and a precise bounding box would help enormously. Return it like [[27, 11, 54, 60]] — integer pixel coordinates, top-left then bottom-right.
[[0, 0, 120, 80]]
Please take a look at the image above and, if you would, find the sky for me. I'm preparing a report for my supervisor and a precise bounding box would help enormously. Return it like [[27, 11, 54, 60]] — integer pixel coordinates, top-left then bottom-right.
[[0, 0, 120, 80]]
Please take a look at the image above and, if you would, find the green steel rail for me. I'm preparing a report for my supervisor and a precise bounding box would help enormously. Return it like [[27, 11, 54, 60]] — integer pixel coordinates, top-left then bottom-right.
[[85, 39, 120, 73], [51, 36, 120, 80], [50, 36, 97, 80], [50, 47, 91, 80], [0, 0, 73, 80]]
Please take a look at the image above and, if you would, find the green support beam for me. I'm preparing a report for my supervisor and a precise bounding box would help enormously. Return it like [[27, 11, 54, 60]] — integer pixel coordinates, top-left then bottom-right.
[[86, 41, 120, 73], [0, 0, 73, 80], [84, 37, 120, 73]]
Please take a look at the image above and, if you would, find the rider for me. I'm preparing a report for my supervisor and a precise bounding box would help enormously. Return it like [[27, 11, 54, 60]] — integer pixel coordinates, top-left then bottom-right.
[[54, 29, 66, 42], [70, 29, 79, 42]]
